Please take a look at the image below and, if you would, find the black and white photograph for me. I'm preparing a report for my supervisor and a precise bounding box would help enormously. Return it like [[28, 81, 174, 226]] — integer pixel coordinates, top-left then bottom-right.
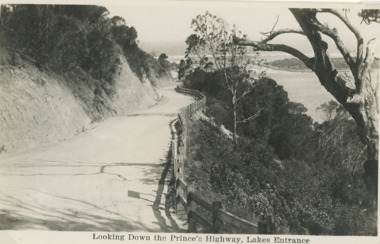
[[0, 0, 379, 243]]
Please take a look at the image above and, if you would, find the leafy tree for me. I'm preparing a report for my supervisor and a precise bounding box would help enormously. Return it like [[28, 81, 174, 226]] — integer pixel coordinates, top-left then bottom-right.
[[178, 59, 187, 81], [110, 16, 137, 49], [178, 58, 194, 81], [359, 9, 380, 24], [316, 100, 341, 121], [182, 58, 375, 233], [185, 114, 375, 235], [186, 12, 266, 146], [157, 53, 170, 75], [315, 101, 366, 180], [234, 8, 379, 204], [158, 53, 168, 62]]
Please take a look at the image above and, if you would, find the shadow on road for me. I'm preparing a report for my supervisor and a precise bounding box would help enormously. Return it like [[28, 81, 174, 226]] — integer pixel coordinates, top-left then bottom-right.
[[151, 150, 184, 232], [128, 112, 177, 117], [0, 191, 153, 231]]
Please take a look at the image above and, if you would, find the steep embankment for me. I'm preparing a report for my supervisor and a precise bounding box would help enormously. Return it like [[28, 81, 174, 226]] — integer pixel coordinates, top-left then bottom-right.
[[0, 50, 161, 154], [0, 86, 193, 232], [0, 60, 90, 153], [0, 5, 175, 154], [111, 55, 158, 114]]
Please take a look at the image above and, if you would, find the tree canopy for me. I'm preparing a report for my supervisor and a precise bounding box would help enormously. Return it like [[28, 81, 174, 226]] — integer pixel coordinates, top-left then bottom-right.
[[184, 12, 266, 145], [234, 8, 379, 205], [0, 4, 173, 120]]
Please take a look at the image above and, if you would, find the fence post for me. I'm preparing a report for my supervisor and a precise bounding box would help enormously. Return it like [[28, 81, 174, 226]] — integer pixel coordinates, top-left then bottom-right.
[[171, 139, 178, 215], [258, 214, 274, 234], [258, 213, 266, 234], [187, 184, 196, 233], [266, 214, 274, 234], [179, 143, 185, 180], [212, 201, 222, 233], [172, 140, 178, 180]]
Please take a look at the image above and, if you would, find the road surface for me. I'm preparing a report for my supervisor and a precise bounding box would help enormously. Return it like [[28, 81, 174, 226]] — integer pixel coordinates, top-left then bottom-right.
[[0, 86, 193, 232]]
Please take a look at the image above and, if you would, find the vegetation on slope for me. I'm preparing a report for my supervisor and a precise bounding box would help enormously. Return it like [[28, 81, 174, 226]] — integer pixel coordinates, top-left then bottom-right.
[[182, 67, 375, 235], [0, 4, 172, 120], [269, 57, 350, 71]]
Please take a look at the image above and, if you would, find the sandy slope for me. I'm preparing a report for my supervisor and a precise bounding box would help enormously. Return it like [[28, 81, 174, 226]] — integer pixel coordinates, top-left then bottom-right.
[[0, 86, 193, 232], [0, 65, 91, 153], [0, 50, 171, 154]]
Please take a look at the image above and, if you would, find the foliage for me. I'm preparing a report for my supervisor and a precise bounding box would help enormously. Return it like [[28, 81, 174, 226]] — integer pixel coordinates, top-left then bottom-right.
[[234, 8, 379, 202], [185, 107, 374, 235], [180, 8, 375, 235], [183, 65, 373, 234], [269, 58, 349, 71], [0, 4, 171, 89], [1, 5, 121, 94], [359, 9, 380, 24], [121, 42, 173, 84], [0, 4, 172, 119], [157, 53, 171, 76], [185, 11, 266, 145], [158, 53, 168, 61]]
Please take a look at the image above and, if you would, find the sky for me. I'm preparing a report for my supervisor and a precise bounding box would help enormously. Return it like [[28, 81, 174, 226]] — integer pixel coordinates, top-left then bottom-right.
[[1, 0, 379, 56], [105, 1, 295, 42], [103, 0, 380, 57]]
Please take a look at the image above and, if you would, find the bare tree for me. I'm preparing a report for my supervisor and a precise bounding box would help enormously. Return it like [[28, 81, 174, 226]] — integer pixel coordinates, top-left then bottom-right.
[[234, 8, 379, 199], [186, 12, 265, 146]]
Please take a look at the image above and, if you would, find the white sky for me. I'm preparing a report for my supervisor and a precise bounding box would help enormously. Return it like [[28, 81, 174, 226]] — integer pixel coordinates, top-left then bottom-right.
[[103, 0, 380, 56], [105, 1, 295, 42], [1, 0, 379, 56]]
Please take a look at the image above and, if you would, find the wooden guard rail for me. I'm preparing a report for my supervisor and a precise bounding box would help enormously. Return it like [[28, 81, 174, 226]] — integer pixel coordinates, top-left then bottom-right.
[[172, 85, 273, 234]]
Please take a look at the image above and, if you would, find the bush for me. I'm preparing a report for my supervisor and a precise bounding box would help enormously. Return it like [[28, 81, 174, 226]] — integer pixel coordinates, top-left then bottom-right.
[[181, 55, 373, 236], [183, 107, 374, 235]]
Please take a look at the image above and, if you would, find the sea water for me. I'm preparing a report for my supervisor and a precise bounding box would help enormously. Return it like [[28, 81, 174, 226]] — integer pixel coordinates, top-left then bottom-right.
[[265, 68, 334, 123]]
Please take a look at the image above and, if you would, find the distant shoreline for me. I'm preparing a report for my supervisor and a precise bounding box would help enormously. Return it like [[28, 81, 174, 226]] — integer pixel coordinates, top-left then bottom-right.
[[263, 65, 312, 73], [262, 65, 351, 73]]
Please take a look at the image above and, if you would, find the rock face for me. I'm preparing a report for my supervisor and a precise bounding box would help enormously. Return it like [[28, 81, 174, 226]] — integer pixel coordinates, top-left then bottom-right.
[[110, 55, 158, 115], [0, 50, 170, 154], [0, 64, 91, 153]]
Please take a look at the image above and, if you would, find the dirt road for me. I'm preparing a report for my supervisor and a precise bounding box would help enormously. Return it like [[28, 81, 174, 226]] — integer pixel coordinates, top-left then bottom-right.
[[0, 86, 193, 232]]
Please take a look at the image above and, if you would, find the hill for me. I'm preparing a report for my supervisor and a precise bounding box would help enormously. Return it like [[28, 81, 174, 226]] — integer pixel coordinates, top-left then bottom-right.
[[269, 57, 350, 71], [180, 66, 375, 235], [0, 5, 174, 153]]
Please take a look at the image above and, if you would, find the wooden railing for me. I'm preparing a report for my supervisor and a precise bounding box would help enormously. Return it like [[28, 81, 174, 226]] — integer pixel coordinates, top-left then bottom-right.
[[172, 85, 274, 234], [175, 86, 206, 136]]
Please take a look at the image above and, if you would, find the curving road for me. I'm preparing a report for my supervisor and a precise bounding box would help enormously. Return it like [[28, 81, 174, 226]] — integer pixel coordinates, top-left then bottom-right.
[[0, 86, 193, 232]]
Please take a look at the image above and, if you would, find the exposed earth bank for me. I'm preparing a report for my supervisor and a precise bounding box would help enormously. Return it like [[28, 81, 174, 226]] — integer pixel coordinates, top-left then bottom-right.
[[0, 86, 193, 231], [0, 48, 173, 154]]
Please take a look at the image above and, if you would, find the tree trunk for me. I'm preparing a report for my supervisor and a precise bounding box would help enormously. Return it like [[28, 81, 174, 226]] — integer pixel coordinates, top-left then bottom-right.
[[232, 94, 237, 148], [0, 5, 3, 26], [360, 58, 379, 196], [291, 9, 378, 202]]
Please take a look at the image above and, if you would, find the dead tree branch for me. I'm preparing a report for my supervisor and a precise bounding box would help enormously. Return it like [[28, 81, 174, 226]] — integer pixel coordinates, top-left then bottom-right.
[[236, 109, 264, 124], [260, 28, 305, 43], [234, 36, 314, 70]]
